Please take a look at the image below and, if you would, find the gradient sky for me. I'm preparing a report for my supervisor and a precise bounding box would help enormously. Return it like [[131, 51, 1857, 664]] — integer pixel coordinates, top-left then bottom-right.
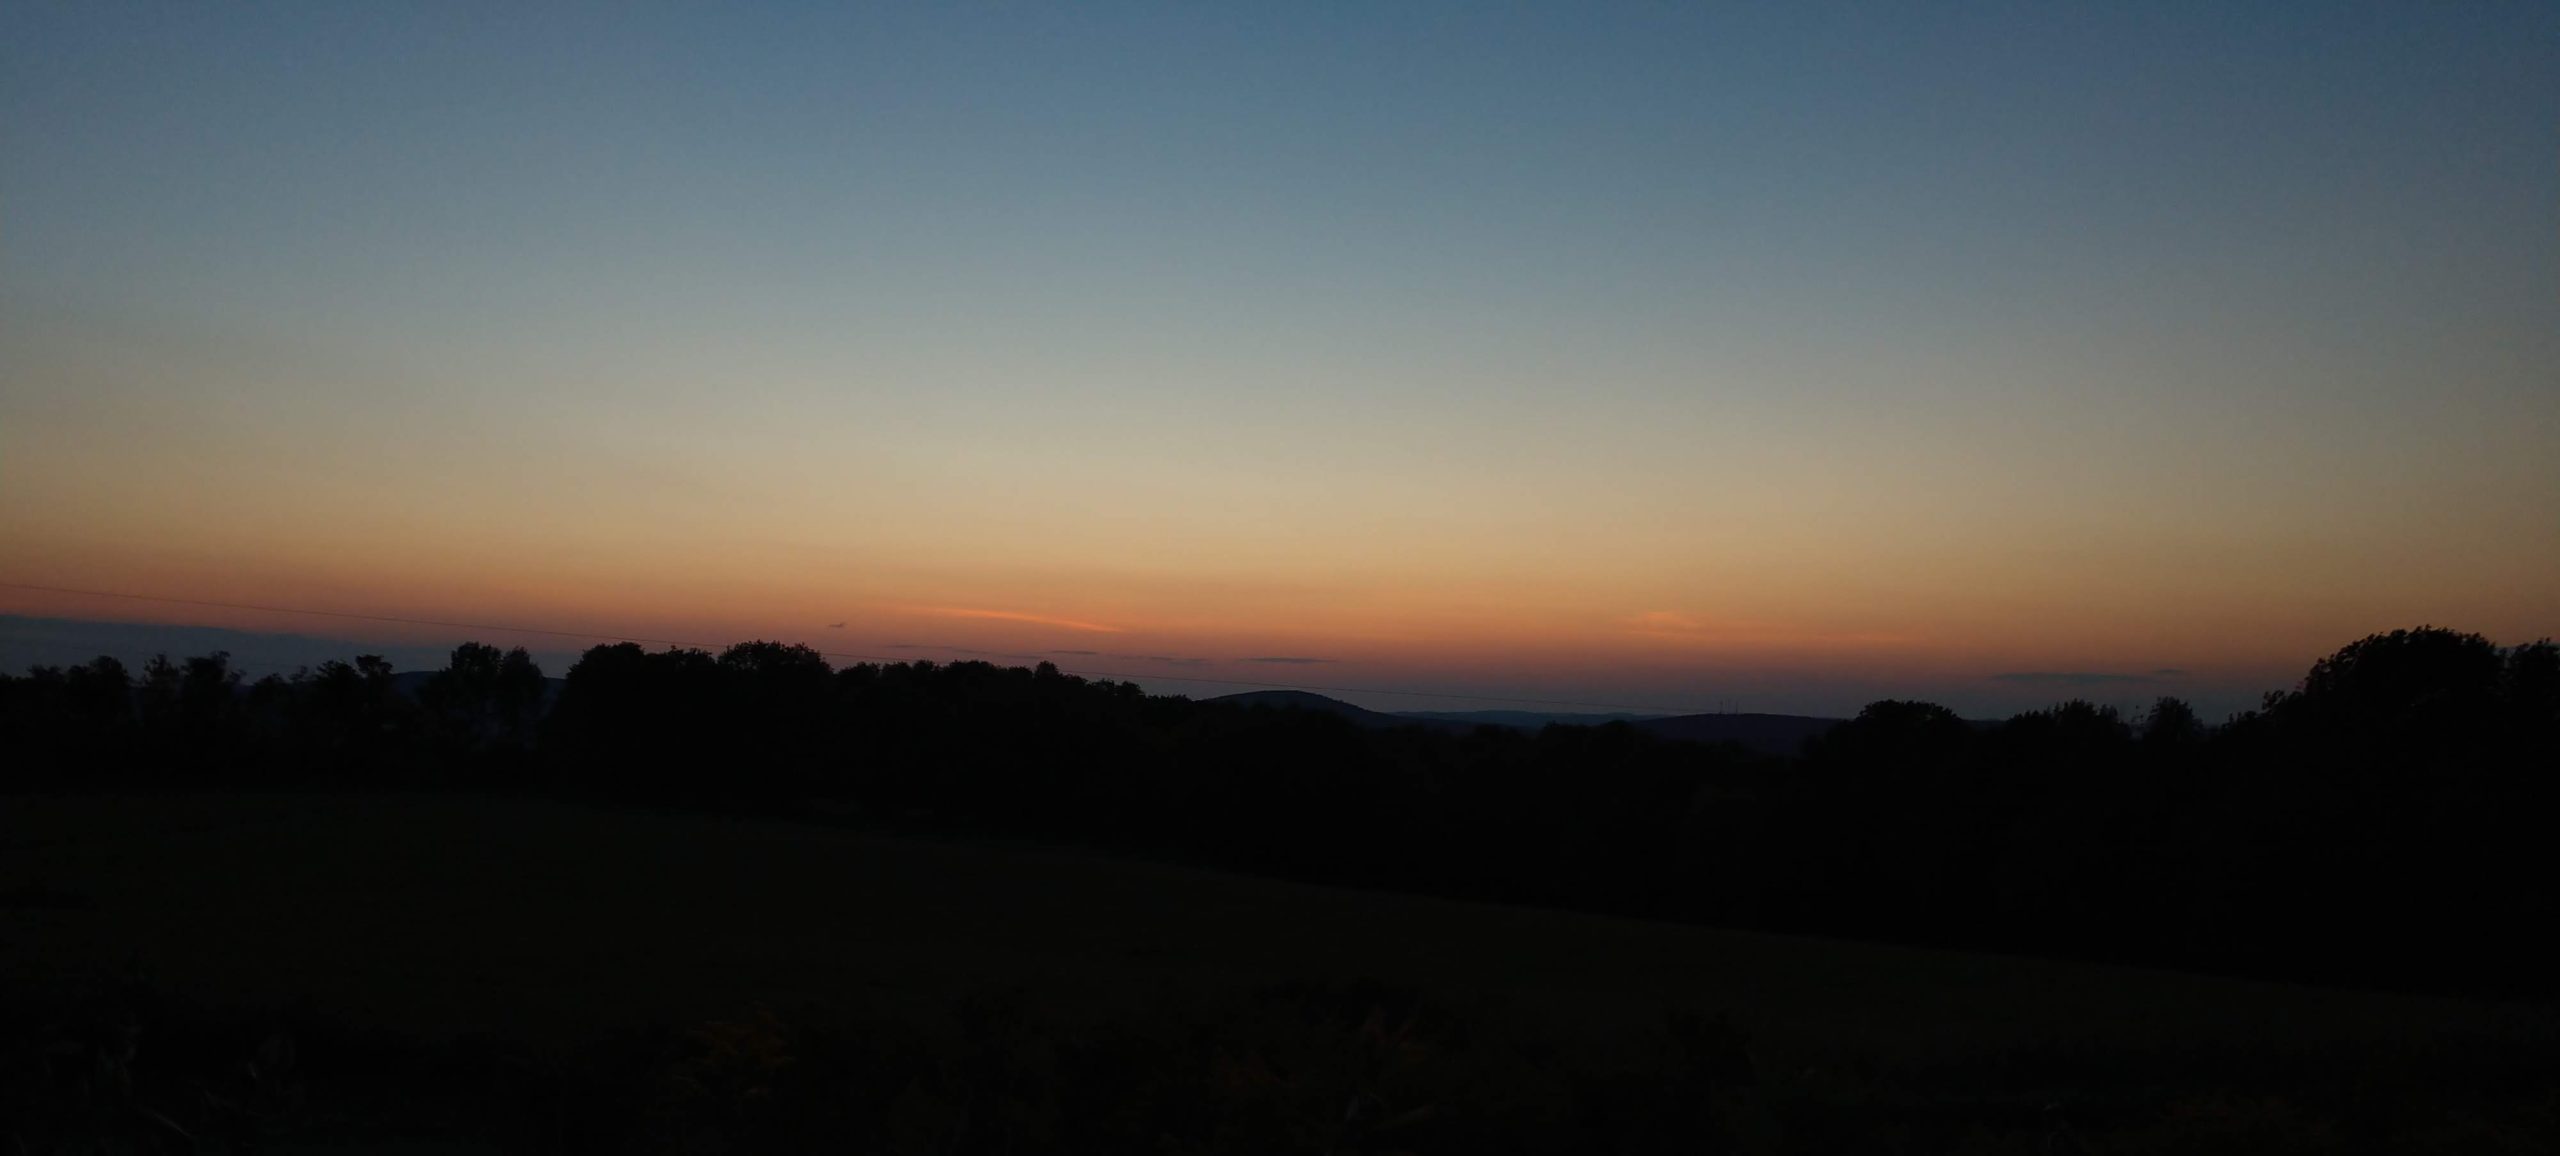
[[4, 2, 2555, 718]]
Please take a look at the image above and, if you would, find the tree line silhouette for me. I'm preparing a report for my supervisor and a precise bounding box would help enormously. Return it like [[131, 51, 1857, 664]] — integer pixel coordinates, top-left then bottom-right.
[[3, 627, 2551, 997]]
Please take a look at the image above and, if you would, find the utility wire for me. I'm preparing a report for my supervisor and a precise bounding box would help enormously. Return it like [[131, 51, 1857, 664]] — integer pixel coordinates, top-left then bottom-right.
[[0, 579, 1704, 715]]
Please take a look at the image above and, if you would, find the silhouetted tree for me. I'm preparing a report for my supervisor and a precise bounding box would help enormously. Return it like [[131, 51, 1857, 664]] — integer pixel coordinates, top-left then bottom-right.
[[2284, 626, 2506, 743], [2141, 696, 2203, 746], [421, 642, 547, 753]]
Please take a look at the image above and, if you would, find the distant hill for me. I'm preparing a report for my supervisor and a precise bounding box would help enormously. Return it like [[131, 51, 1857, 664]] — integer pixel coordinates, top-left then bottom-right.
[[382, 677, 1834, 754], [1633, 712, 1844, 755], [1210, 691, 1842, 754], [1205, 690, 1448, 730], [1394, 709, 1663, 729]]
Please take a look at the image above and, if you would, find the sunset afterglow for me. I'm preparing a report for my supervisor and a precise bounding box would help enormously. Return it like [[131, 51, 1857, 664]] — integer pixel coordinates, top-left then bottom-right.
[[4, 4, 2553, 717]]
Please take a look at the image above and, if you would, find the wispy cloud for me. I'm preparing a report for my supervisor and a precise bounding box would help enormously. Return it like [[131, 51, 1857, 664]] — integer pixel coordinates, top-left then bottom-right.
[[1991, 669, 2188, 687], [1048, 648, 1101, 656], [1624, 610, 1919, 648], [913, 607, 1123, 633], [824, 621, 845, 629], [1107, 653, 1211, 667], [1243, 655, 1334, 664], [883, 643, 1056, 662]]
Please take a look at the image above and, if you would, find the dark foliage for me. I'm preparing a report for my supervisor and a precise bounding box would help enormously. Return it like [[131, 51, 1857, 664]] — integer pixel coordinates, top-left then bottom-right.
[[3, 626, 2554, 997]]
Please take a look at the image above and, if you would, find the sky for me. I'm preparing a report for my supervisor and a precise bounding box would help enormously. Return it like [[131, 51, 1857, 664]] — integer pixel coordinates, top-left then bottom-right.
[[3, 1, 2554, 719]]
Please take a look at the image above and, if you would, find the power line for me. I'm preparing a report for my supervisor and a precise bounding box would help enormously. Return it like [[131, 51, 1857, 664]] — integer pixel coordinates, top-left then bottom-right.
[[0, 579, 1700, 715]]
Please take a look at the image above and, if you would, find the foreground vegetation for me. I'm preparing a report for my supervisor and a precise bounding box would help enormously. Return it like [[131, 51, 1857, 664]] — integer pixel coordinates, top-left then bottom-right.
[[11, 975, 2553, 1154], [4, 793, 2551, 1154]]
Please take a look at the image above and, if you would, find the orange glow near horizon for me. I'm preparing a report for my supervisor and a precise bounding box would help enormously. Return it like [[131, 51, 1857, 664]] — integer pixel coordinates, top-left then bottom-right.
[[3, 533, 2546, 718], [4, 5, 2554, 717]]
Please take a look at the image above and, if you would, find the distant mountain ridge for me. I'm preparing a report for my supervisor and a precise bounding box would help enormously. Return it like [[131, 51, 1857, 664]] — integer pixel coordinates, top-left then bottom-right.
[[1396, 709, 1662, 729], [338, 676, 1840, 756], [386, 676, 1847, 757], [1205, 690, 1844, 755], [1205, 690, 1419, 729]]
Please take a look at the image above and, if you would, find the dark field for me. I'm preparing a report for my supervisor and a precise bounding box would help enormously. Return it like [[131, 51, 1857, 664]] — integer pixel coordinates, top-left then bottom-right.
[[5, 792, 2554, 1152]]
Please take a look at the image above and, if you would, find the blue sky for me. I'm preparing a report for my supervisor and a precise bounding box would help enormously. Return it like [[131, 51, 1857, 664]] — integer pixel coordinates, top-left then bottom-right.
[[4, 2, 2554, 718]]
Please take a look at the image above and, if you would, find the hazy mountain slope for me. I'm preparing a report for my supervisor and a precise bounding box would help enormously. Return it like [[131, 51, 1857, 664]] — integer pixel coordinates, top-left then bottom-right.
[[1212, 691, 1840, 754], [1393, 709, 1662, 729]]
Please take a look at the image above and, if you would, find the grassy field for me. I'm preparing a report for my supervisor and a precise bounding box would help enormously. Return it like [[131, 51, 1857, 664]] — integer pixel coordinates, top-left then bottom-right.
[[4, 792, 2553, 1151], [1, 791, 2530, 1052]]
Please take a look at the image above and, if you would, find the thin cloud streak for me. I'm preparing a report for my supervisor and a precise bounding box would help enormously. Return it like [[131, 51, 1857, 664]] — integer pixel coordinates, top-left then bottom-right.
[[882, 643, 1055, 661], [1107, 653, 1212, 667], [911, 607, 1124, 633], [1622, 611, 1923, 649]]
